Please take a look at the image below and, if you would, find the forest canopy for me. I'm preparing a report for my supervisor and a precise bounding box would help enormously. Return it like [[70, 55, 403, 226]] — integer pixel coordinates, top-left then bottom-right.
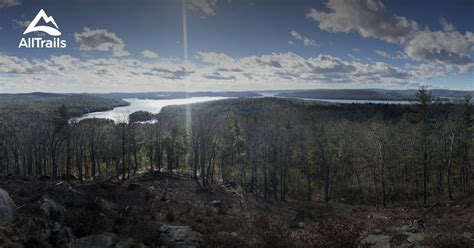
[[0, 89, 472, 207]]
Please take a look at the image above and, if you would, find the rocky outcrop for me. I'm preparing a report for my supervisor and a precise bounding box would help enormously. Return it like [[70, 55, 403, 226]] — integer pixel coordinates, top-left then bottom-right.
[[406, 233, 426, 243], [362, 219, 429, 248], [361, 234, 393, 247], [68, 232, 119, 248], [397, 219, 427, 245], [94, 196, 120, 213], [0, 188, 17, 225], [67, 232, 146, 248], [37, 195, 66, 221], [159, 225, 202, 248], [51, 221, 75, 246]]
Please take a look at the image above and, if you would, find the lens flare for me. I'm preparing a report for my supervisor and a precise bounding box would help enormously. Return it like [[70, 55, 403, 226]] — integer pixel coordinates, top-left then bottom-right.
[[182, 0, 192, 143]]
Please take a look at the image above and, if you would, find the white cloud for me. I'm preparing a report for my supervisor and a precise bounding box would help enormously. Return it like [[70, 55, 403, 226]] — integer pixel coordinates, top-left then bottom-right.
[[142, 50, 159, 59], [291, 31, 303, 41], [0, 54, 58, 75], [290, 31, 317, 46], [375, 50, 389, 58], [306, 0, 419, 44], [199, 52, 425, 86], [144, 66, 194, 79], [75, 28, 130, 57], [307, 0, 474, 71], [0, 26, 3, 31], [0, 0, 20, 8], [13, 19, 30, 29], [410, 63, 450, 80], [198, 52, 236, 65], [303, 37, 317, 47], [50, 55, 80, 71], [375, 50, 406, 60], [405, 30, 474, 66], [188, 0, 218, 16], [466, 32, 474, 44], [0, 50, 459, 93], [203, 71, 236, 80], [440, 18, 455, 32]]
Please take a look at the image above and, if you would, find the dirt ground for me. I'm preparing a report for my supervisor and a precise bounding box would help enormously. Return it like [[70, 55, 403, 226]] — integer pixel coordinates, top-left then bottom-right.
[[1, 172, 473, 247]]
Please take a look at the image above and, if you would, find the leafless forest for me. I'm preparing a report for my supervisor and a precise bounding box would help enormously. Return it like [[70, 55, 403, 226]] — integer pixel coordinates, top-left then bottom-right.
[[0, 87, 473, 247]]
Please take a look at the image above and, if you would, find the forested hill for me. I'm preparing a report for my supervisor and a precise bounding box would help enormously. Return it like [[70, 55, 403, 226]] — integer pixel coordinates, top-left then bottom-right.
[[276, 89, 474, 100], [3, 89, 472, 103], [94, 91, 262, 99], [156, 95, 471, 204], [0, 93, 129, 117], [159, 97, 414, 122]]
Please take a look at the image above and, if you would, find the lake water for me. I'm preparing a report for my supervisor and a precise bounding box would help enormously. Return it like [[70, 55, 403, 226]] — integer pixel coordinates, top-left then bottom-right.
[[73, 97, 230, 123], [74, 96, 412, 122]]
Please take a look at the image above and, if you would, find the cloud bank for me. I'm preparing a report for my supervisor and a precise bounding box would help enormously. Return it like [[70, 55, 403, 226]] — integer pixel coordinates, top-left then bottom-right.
[[75, 28, 130, 57], [306, 0, 419, 44], [290, 31, 317, 46], [307, 0, 474, 71], [0, 51, 441, 92], [188, 0, 218, 16], [0, 0, 20, 8], [142, 50, 159, 59]]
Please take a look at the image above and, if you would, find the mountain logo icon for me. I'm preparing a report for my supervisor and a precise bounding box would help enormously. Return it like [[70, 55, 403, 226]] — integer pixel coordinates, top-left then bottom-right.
[[23, 9, 62, 36]]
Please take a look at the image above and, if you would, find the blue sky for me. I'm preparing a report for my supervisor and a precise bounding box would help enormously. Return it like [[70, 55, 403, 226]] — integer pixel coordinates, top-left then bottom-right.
[[0, 0, 472, 93]]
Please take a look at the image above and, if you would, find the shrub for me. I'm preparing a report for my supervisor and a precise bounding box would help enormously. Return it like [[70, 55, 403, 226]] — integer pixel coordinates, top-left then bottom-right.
[[316, 216, 361, 248]]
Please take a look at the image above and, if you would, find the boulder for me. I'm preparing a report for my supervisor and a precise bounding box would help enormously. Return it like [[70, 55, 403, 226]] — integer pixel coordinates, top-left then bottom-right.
[[50, 221, 75, 246], [361, 234, 393, 247], [144, 187, 155, 200], [115, 238, 148, 248], [297, 222, 305, 228], [67, 232, 146, 248], [407, 219, 425, 233], [0, 188, 17, 225], [398, 219, 425, 234], [159, 225, 202, 248], [211, 200, 222, 208], [216, 231, 240, 246], [373, 229, 382, 234], [37, 195, 66, 221], [67, 232, 119, 248], [94, 197, 119, 213], [463, 232, 473, 239], [406, 233, 426, 243]]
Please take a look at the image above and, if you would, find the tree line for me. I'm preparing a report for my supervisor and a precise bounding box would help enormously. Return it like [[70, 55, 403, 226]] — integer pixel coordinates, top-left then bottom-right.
[[0, 87, 472, 207]]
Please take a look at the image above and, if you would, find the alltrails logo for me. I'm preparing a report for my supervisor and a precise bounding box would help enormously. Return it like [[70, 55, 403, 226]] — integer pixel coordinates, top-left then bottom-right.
[[18, 9, 67, 49]]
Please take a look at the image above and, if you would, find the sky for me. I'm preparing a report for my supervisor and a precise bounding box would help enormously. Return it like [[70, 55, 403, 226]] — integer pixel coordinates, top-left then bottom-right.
[[0, 0, 473, 93]]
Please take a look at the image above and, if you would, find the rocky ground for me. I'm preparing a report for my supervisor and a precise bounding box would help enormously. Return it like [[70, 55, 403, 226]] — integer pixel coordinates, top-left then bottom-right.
[[0, 172, 473, 247]]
